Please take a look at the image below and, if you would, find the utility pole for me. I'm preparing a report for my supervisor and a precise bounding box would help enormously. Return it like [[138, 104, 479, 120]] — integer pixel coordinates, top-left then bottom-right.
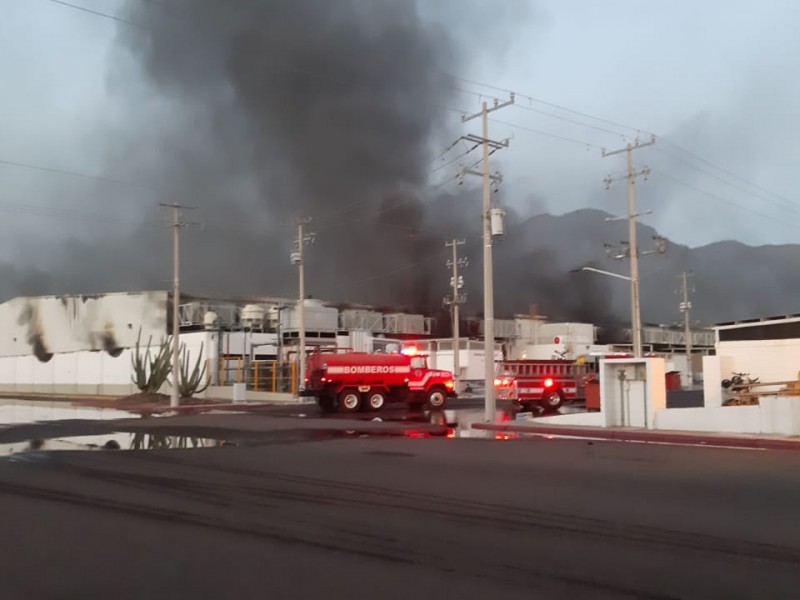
[[679, 271, 694, 387], [291, 218, 314, 395], [444, 239, 467, 393], [460, 94, 514, 423], [602, 135, 656, 358], [160, 202, 196, 408]]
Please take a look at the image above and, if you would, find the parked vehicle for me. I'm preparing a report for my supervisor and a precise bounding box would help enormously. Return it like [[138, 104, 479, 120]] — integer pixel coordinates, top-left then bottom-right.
[[721, 371, 760, 406], [721, 371, 759, 391], [305, 348, 456, 413], [495, 359, 598, 411]]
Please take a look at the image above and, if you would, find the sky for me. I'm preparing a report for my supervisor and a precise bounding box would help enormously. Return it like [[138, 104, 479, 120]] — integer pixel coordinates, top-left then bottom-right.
[[0, 0, 798, 289]]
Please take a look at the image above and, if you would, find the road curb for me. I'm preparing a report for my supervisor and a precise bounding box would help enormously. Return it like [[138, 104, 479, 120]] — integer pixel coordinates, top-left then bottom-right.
[[472, 422, 800, 451]]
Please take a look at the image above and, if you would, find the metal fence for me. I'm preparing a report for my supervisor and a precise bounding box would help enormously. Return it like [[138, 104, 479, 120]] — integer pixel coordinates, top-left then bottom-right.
[[218, 358, 298, 395]]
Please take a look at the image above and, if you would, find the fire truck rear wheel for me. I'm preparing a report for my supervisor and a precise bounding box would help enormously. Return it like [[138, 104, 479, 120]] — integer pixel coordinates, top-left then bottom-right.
[[426, 386, 447, 409], [338, 388, 362, 413], [540, 390, 564, 411], [365, 391, 386, 411]]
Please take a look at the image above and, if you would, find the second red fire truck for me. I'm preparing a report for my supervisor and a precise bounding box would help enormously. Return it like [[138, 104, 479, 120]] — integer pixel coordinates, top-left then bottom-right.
[[494, 359, 598, 410]]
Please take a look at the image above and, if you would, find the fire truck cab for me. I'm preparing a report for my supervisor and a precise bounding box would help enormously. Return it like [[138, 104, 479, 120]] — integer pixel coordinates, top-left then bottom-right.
[[495, 359, 597, 411]]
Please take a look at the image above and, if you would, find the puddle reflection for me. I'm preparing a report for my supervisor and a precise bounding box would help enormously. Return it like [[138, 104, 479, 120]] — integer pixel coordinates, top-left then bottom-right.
[[0, 433, 228, 458]]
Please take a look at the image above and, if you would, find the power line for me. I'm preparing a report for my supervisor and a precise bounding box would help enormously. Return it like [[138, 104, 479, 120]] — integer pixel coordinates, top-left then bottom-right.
[[650, 169, 798, 230], [34, 0, 800, 233], [43, 0, 143, 27], [0, 157, 156, 194], [429, 138, 464, 164], [511, 103, 630, 138], [0, 200, 145, 226], [455, 86, 630, 138], [449, 76, 645, 135], [457, 78, 796, 210], [430, 143, 480, 174], [656, 141, 798, 210], [490, 119, 605, 150]]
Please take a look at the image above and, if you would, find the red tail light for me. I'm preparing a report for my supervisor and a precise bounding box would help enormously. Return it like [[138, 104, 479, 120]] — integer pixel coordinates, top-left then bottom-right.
[[544, 377, 554, 388]]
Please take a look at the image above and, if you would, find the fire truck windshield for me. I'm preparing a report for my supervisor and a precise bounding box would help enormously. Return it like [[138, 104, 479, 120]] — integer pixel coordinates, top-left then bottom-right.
[[410, 357, 426, 369]]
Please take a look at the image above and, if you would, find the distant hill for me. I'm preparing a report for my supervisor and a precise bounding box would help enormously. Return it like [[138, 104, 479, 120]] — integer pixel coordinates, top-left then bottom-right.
[[460, 208, 800, 326]]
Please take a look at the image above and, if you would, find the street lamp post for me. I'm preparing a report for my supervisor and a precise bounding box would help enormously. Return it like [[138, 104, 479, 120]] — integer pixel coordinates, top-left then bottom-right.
[[571, 267, 637, 351]]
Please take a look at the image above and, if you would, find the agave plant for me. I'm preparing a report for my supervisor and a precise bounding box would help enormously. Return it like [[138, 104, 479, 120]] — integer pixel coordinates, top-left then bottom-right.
[[131, 329, 173, 393], [177, 341, 210, 398]]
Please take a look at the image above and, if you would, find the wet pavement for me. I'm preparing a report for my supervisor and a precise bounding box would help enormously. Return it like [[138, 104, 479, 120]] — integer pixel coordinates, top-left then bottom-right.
[[2, 406, 799, 599], [0, 388, 705, 459], [0, 397, 542, 459]]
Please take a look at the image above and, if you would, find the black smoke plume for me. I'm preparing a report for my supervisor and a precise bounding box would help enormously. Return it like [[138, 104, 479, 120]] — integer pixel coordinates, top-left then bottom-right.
[[110, 0, 496, 310], [1, 2, 630, 330]]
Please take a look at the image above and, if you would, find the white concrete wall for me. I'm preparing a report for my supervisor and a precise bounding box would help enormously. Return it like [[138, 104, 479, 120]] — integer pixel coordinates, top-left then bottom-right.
[[0, 291, 167, 358], [715, 338, 800, 389], [703, 355, 734, 407], [0, 330, 219, 396], [759, 396, 800, 435], [533, 412, 606, 427], [654, 405, 761, 434], [653, 396, 800, 436]]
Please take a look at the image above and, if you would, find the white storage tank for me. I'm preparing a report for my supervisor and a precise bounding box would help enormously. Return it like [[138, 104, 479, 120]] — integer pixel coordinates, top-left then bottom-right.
[[266, 307, 280, 331], [241, 304, 266, 329], [203, 311, 220, 330]]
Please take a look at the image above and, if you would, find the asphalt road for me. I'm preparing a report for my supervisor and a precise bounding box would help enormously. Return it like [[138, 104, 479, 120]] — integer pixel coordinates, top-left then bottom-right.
[[1, 410, 798, 599]]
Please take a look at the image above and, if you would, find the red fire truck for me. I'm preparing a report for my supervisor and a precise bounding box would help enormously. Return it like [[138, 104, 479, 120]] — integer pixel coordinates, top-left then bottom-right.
[[305, 348, 456, 413], [494, 359, 597, 410]]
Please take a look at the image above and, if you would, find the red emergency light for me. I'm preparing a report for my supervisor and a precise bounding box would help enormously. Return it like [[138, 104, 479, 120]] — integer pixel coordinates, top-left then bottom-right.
[[544, 377, 554, 388]]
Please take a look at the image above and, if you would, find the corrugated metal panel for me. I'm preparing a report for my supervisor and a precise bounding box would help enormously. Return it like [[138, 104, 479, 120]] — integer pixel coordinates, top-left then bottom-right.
[[478, 319, 517, 338], [338, 309, 384, 332], [383, 313, 429, 335], [281, 300, 338, 332]]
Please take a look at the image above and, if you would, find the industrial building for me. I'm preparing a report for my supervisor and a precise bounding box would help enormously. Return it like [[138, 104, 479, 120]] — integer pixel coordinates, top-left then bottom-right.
[[0, 290, 713, 398], [703, 314, 800, 407]]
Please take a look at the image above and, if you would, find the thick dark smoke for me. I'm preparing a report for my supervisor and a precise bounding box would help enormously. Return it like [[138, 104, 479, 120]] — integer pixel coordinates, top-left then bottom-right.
[[14, 1, 793, 329], [106, 0, 495, 312]]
